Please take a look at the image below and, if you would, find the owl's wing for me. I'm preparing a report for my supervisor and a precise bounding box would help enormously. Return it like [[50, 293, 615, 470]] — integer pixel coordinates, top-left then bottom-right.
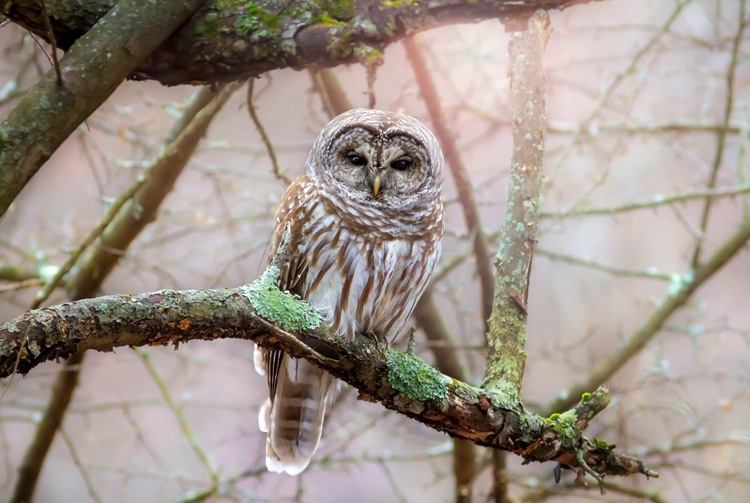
[[262, 175, 311, 400], [255, 175, 333, 475]]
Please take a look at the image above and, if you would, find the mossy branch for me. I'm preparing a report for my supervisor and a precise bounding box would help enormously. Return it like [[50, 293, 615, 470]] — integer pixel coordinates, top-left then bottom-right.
[[482, 11, 549, 393], [0, 274, 655, 480], [2, 0, 601, 86]]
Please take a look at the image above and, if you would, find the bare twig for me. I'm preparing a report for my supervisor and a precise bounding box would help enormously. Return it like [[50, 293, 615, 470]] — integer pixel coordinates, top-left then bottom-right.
[[690, 0, 747, 266], [541, 184, 750, 218], [543, 220, 750, 415], [247, 78, 292, 185], [38, 0, 62, 86]]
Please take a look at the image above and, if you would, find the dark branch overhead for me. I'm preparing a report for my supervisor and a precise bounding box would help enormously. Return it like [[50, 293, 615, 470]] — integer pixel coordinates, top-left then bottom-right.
[[1, 0, 597, 86]]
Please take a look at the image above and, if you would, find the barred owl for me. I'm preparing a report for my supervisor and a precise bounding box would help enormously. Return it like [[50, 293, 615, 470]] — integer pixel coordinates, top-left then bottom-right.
[[254, 108, 445, 475]]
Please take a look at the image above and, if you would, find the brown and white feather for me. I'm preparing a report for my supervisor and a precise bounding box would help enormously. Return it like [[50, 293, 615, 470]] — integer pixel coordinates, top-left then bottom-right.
[[255, 109, 444, 475]]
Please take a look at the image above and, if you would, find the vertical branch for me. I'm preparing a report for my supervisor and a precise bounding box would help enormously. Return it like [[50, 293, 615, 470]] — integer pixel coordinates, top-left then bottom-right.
[[404, 37, 495, 327], [482, 12, 551, 393], [412, 292, 477, 503], [404, 36, 485, 503], [690, 0, 747, 266], [9, 85, 239, 503], [310, 69, 355, 118], [39, 0, 62, 86]]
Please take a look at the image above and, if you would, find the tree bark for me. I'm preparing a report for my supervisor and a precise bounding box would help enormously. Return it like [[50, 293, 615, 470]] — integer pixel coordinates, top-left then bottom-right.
[[1, 0, 600, 86], [0, 0, 207, 217], [0, 279, 656, 480]]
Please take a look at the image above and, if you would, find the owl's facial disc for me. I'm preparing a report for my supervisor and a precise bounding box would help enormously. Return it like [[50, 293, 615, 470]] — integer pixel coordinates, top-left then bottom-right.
[[331, 129, 430, 202]]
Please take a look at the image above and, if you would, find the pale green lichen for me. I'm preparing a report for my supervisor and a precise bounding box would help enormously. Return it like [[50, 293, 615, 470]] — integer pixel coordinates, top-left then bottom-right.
[[386, 348, 447, 402], [546, 409, 579, 448], [242, 266, 322, 331]]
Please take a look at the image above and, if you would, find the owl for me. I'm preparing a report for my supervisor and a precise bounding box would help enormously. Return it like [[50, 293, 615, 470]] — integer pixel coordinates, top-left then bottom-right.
[[254, 108, 445, 475]]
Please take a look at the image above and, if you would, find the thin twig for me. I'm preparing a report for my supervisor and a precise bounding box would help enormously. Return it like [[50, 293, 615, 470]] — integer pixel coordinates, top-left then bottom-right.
[[59, 428, 103, 503], [39, 0, 62, 86], [137, 349, 219, 485], [690, 0, 747, 266], [247, 79, 291, 185], [541, 184, 750, 218], [536, 248, 672, 281]]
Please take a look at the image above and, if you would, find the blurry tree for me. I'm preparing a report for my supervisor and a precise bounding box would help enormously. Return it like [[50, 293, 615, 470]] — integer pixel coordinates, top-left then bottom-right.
[[1, 1, 749, 503]]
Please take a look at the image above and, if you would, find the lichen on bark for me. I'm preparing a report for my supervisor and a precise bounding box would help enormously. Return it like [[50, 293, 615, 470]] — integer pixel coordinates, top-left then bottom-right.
[[241, 266, 323, 332], [386, 347, 449, 402]]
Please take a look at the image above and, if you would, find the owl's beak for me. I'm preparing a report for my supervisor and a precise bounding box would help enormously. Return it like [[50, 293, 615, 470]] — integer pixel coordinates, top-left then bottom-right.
[[372, 176, 381, 196]]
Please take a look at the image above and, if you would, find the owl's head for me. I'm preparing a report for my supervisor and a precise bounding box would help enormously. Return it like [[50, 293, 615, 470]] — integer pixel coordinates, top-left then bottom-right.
[[306, 109, 444, 234]]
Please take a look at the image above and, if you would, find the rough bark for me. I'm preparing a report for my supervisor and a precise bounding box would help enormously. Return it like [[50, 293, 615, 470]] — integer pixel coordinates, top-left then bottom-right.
[[0, 0, 207, 217], [0, 278, 656, 480], [482, 12, 550, 393], [1, 0, 600, 86]]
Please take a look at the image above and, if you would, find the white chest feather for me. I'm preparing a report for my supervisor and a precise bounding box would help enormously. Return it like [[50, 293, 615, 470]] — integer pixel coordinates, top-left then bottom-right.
[[299, 205, 440, 341]]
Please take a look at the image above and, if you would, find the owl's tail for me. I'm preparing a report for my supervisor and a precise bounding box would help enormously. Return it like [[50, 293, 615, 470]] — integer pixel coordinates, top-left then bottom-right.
[[257, 354, 334, 475]]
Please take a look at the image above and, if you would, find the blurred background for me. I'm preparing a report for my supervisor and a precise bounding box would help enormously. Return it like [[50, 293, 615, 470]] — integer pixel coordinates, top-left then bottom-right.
[[1, 0, 749, 501]]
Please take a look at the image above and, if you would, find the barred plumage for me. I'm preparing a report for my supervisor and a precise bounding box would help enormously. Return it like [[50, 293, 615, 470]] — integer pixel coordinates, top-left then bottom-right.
[[255, 109, 444, 475]]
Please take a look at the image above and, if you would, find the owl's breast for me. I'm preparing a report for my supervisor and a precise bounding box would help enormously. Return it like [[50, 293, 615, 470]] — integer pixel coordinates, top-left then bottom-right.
[[299, 206, 440, 341]]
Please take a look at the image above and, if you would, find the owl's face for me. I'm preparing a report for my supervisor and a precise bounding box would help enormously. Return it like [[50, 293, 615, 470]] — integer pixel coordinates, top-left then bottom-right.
[[306, 109, 444, 234]]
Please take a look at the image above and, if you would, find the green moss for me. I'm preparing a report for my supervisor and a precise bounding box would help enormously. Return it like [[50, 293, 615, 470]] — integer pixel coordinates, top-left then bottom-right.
[[235, 3, 281, 34], [316, 0, 354, 20], [316, 14, 347, 26], [242, 266, 322, 331], [382, 0, 416, 7], [546, 409, 579, 448], [194, 12, 220, 38], [386, 348, 447, 402], [581, 392, 591, 401]]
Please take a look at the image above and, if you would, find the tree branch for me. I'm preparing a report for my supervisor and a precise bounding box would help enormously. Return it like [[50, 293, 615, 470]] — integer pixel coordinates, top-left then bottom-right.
[[482, 11, 550, 393], [0, 271, 656, 480], [543, 218, 750, 416], [8, 84, 240, 503], [0, 0, 207, 218], [1, 0, 600, 87]]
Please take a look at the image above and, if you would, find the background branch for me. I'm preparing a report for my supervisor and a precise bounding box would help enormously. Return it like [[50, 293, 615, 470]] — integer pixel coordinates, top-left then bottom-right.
[[0, 0, 207, 218], [8, 84, 239, 503]]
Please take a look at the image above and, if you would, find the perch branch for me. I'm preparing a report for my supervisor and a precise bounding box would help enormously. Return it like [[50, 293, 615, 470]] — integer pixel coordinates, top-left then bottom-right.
[[0, 275, 656, 480]]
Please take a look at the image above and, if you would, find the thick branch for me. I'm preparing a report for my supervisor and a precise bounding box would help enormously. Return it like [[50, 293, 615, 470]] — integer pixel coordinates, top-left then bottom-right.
[[2, 0, 598, 86], [482, 11, 550, 392], [0, 0, 206, 218], [0, 279, 655, 480]]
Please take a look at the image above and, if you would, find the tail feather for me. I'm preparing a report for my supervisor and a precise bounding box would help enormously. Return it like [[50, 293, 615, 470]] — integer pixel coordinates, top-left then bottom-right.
[[262, 354, 333, 475]]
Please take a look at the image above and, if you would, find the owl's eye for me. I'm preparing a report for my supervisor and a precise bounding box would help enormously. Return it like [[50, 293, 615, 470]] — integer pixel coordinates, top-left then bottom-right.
[[390, 159, 412, 171], [347, 154, 367, 166]]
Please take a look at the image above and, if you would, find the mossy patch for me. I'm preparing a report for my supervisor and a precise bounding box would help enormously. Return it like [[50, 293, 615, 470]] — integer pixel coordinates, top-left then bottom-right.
[[386, 348, 447, 402], [242, 266, 322, 331], [545, 409, 579, 448]]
